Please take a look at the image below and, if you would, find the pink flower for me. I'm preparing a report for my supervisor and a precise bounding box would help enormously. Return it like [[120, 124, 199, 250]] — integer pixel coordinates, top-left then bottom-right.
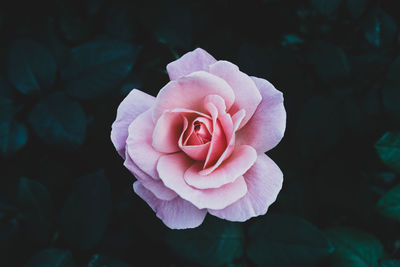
[[111, 48, 286, 229]]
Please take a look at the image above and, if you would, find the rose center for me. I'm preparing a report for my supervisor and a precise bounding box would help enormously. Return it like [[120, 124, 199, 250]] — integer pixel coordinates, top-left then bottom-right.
[[193, 121, 211, 143]]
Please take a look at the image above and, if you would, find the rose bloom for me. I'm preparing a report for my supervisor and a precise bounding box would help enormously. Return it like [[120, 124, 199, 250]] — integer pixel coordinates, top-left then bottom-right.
[[111, 48, 286, 229]]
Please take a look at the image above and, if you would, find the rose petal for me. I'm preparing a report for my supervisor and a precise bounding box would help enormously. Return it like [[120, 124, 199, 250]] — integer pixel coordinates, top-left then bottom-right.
[[152, 71, 235, 123], [111, 89, 155, 158], [166, 48, 217, 80], [152, 112, 184, 153], [185, 145, 257, 189], [209, 61, 262, 129], [208, 154, 283, 221], [124, 151, 177, 201], [126, 109, 164, 179], [203, 102, 227, 168], [179, 116, 210, 161], [236, 77, 286, 153], [200, 109, 245, 175], [133, 181, 207, 229], [157, 152, 248, 210]]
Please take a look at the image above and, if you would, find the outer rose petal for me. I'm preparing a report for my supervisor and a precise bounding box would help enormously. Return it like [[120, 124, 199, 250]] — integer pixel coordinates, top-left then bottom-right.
[[166, 48, 217, 80], [209, 61, 262, 129], [126, 109, 164, 179], [236, 77, 286, 154], [157, 152, 248, 210], [124, 150, 177, 201], [152, 112, 183, 153], [111, 89, 155, 158], [133, 181, 207, 229], [184, 145, 257, 189], [208, 154, 283, 221], [152, 71, 235, 122]]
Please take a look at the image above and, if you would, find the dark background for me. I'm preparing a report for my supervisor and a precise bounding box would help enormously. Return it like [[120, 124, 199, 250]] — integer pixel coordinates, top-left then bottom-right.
[[1, 0, 400, 266]]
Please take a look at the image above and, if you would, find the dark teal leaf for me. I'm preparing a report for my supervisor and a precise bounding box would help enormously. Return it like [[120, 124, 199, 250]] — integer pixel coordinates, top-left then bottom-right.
[[17, 177, 52, 220], [28, 92, 86, 149], [60, 15, 90, 43], [375, 132, 400, 174], [380, 259, 400, 267], [88, 254, 130, 267], [153, 7, 192, 49], [386, 56, 400, 85], [25, 248, 76, 267], [6, 39, 56, 95], [346, 0, 367, 18], [364, 9, 397, 48], [105, 6, 135, 41], [247, 214, 334, 267], [326, 227, 383, 267], [376, 183, 400, 221], [0, 97, 28, 157], [308, 41, 350, 80], [0, 120, 28, 157], [59, 170, 111, 250], [0, 75, 14, 99], [382, 87, 400, 115], [297, 95, 346, 157], [61, 40, 141, 99], [166, 217, 244, 266], [311, 0, 344, 15]]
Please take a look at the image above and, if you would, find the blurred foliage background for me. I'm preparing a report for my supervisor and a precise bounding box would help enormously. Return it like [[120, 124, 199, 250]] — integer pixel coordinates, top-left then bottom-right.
[[1, 0, 400, 266]]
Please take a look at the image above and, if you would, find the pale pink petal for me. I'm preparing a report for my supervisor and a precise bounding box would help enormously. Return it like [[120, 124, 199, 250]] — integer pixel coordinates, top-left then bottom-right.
[[111, 89, 155, 158], [124, 151, 177, 200], [152, 112, 184, 153], [185, 145, 257, 189], [236, 77, 286, 153], [133, 181, 207, 229], [209, 154, 283, 221], [152, 71, 235, 122], [200, 109, 245, 175], [166, 48, 217, 80], [157, 152, 247, 210], [126, 109, 164, 179], [209, 61, 262, 129], [203, 103, 227, 168]]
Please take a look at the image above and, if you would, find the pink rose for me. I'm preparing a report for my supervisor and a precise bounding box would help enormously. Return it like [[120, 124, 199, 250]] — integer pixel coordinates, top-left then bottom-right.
[[111, 48, 286, 229]]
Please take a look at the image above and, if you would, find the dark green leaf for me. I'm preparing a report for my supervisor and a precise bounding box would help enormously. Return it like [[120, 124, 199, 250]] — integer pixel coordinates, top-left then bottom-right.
[[0, 97, 28, 157], [311, 0, 344, 15], [308, 41, 350, 80], [380, 259, 400, 267], [364, 9, 397, 48], [326, 227, 383, 267], [59, 170, 111, 250], [0, 120, 28, 157], [0, 75, 14, 99], [247, 214, 334, 267], [297, 95, 346, 157], [346, 0, 367, 19], [375, 132, 400, 173], [6, 39, 56, 95], [386, 56, 400, 85], [88, 254, 130, 267], [60, 15, 90, 43], [25, 248, 76, 267], [61, 40, 141, 99], [376, 183, 400, 221], [28, 92, 86, 149], [153, 7, 192, 49], [382, 87, 400, 115], [17, 177, 52, 220], [166, 216, 244, 266]]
